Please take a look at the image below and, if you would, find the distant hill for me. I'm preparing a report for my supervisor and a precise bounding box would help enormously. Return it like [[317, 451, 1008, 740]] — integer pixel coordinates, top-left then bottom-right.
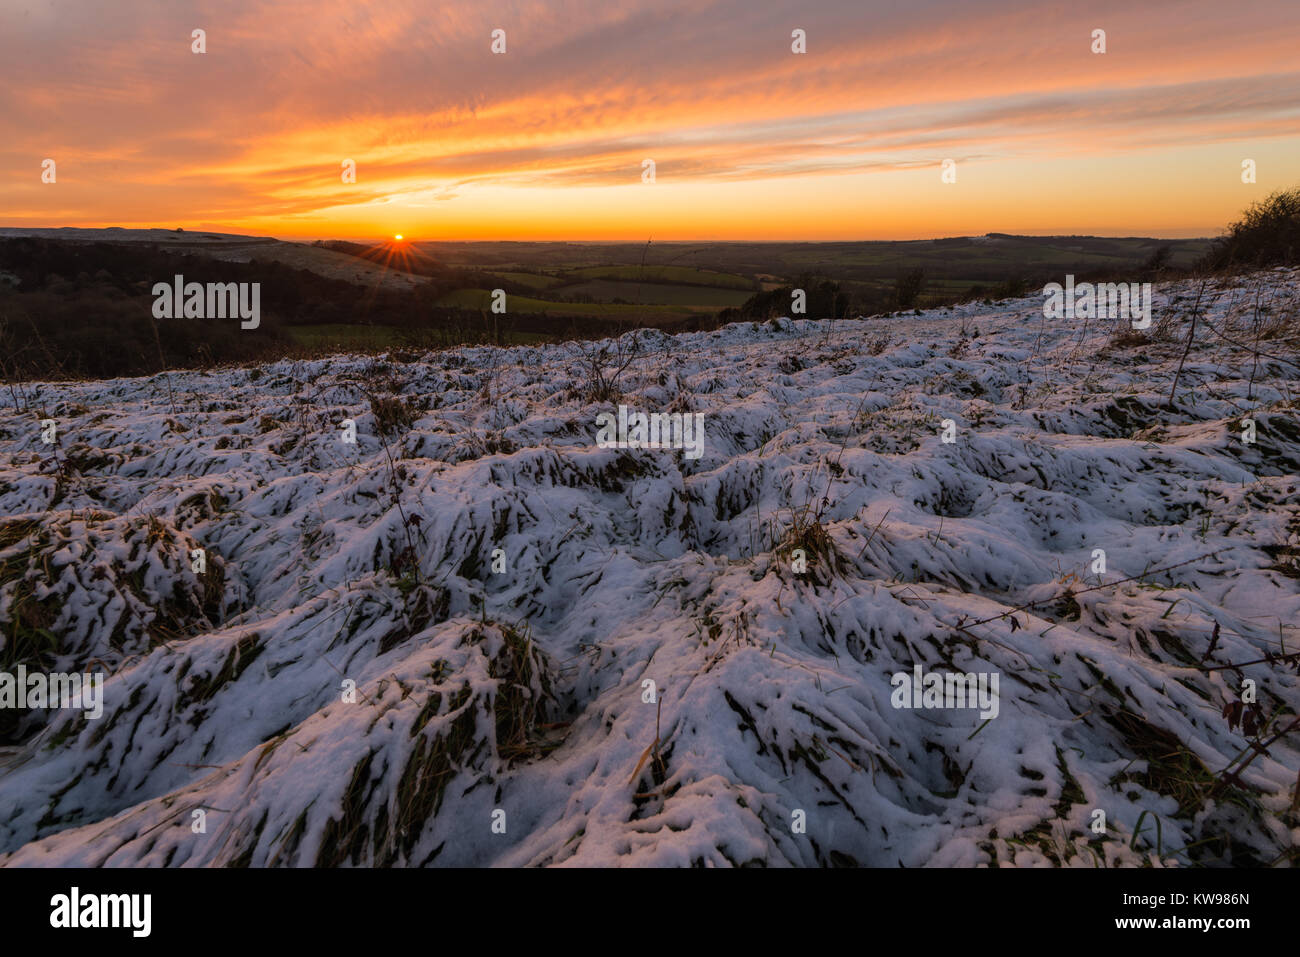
[[0, 228, 427, 291]]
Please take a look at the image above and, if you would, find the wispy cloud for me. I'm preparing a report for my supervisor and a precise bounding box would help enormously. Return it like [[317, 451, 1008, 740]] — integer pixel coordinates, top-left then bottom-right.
[[2, 0, 1298, 237]]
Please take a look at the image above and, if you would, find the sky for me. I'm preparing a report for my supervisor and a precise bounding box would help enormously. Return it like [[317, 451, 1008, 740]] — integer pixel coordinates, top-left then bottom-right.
[[1, 0, 1298, 241]]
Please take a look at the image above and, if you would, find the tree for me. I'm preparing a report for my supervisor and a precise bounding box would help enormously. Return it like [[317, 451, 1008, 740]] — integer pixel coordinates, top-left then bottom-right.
[[894, 268, 925, 309]]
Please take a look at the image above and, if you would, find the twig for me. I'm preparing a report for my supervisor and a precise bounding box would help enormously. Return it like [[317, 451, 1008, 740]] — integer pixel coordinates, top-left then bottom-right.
[[958, 547, 1235, 631], [1166, 278, 1206, 410], [1209, 715, 1300, 798], [1197, 650, 1300, 673]]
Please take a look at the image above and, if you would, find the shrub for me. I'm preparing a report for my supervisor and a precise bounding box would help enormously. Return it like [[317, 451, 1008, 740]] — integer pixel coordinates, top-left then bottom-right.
[[1201, 188, 1300, 270]]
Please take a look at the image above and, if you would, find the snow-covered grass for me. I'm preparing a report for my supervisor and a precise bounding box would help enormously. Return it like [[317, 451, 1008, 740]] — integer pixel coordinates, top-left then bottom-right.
[[1, 269, 1298, 867]]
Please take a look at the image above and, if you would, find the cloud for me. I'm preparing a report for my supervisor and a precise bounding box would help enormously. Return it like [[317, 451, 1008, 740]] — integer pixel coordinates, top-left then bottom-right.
[[2, 0, 1298, 236]]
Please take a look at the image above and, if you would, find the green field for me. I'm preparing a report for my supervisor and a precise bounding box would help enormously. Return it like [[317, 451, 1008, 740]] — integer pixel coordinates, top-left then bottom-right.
[[560, 279, 753, 306], [435, 288, 700, 318], [565, 264, 756, 289], [489, 270, 566, 290]]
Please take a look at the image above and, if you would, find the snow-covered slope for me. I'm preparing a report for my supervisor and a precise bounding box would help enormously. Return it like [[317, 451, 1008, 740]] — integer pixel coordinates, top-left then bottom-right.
[[1, 271, 1298, 867]]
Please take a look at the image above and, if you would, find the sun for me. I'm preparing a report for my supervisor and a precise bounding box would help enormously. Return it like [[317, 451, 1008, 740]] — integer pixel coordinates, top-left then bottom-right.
[[355, 234, 438, 276]]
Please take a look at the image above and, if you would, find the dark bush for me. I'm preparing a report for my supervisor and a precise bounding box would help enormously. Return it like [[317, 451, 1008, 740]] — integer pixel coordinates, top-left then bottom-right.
[[1201, 188, 1300, 270]]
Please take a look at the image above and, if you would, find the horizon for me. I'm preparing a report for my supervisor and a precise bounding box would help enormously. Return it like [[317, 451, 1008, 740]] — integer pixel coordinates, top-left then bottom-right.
[[3, 0, 1298, 241], [0, 225, 1223, 245]]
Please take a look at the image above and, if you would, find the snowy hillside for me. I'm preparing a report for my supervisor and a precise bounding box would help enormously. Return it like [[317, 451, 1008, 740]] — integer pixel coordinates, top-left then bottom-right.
[[1, 270, 1298, 867]]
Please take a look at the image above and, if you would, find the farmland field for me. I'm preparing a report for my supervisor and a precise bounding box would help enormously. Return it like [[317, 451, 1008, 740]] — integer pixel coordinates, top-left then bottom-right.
[[565, 265, 757, 289], [559, 279, 754, 306], [435, 287, 703, 318]]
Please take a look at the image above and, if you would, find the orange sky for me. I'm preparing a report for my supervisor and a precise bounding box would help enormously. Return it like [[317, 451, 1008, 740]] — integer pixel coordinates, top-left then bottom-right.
[[2, 0, 1298, 240]]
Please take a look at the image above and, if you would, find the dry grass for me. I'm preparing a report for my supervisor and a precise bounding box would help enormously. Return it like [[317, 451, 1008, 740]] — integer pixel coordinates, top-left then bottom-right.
[[368, 392, 418, 434]]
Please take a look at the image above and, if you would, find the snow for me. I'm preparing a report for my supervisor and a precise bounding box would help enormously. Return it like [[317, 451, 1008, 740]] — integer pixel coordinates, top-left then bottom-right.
[[0, 269, 1297, 867]]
